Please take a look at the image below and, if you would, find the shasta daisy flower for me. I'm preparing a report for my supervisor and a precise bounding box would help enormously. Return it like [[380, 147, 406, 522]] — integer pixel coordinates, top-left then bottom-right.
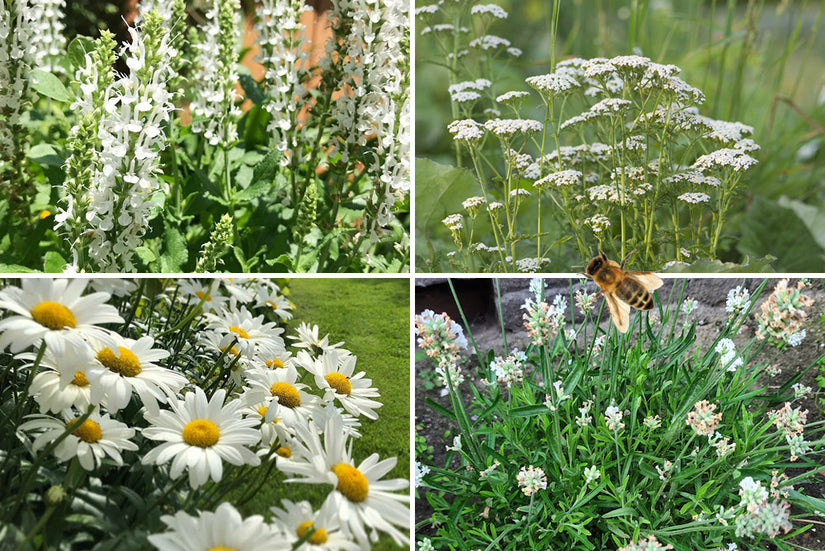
[[142, 387, 262, 489], [20, 409, 138, 471], [148, 502, 281, 551], [24, 342, 97, 413], [269, 499, 361, 551], [86, 335, 186, 415], [244, 365, 322, 427], [289, 322, 345, 356], [297, 350, 382, 420], [204, 306, 285, 358], [177, 279, 227, 313], [278, 411, 410, 547], [0, 279, 122, 355]]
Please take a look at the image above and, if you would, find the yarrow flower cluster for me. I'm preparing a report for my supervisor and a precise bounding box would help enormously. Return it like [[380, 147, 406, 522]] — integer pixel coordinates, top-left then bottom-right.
[[755, 279, 813, 347], [436, 48, 761, 269]]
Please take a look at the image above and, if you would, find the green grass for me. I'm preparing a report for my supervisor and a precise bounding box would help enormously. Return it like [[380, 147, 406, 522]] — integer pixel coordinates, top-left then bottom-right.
[[241, 278, 410, 550]]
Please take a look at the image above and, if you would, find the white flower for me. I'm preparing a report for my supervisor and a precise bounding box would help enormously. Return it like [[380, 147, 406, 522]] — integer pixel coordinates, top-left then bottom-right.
[[693, 148, 758, 172], [177, 279, 228, 313], [190, 0, 242, 147], [469, 34, 511, 50], [0, 279, 122, 355], [204, 306, 285, 358], [442, 213, 463, 231], [20, 409, 138, 471], [84, 21, 176, 271], [678, 192, 710, 204], [277, 412, 410, 547], [484, 118, 543, 137], [715, 338, 743, 372], [28, 0, 66, 73], [289, 322, 345, 356], [269, 499, 361, 551], [142, 387, 262, 489], [148, 502, 283, 551], [516, 465, 547, 496], [297, 350, 382, 420], [24, 342, 97, 413], [244, 365, 322, 427], [253, 281, 293, 320], [470, 4, 508, 18], [584, 465, 601, 484], [447, 119, 484, 142], [534, 169, 582, 189], [86, 335, 186, 415], [496, 90, 529, 103]]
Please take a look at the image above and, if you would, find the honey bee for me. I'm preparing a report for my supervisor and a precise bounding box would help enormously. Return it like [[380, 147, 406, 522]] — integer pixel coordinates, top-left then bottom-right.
[[582, 252, 663, 333]]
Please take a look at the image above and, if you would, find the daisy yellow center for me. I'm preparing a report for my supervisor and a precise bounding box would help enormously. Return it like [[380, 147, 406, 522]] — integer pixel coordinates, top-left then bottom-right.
[[39, 210, 51, 219], [257, 405, 268, 418], [325, 372, 352, 396], [275, 445, 291, 458], [220, 344, 240, 357], [270, 382, 300, 408], [265, 358, 285, 369], [71, 371, 89, 387], [66, 418, 102, 443], [332, 463, 369, 502], [297, 521, 328, 544], [182, 419, 220, 447], [195, 291, 212, 302], [265, 300, 279, 310], [229, 326, 250, 340], [31, 301, 76, 330], [207, 548, 235, 551], [97, 346, 141, 377]]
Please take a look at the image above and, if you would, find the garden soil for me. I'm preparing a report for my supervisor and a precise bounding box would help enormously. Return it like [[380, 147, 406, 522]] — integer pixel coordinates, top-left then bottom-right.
[[415, 278, 825, 550]]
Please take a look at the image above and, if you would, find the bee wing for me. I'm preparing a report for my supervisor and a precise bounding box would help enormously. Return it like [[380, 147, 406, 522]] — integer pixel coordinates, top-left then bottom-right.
[[604, 292, 631, 333], [624, 271, 663, 291]]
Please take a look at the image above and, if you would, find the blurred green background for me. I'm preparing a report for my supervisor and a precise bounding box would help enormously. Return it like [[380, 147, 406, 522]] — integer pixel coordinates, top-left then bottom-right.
[[415, 0, 825, 272]]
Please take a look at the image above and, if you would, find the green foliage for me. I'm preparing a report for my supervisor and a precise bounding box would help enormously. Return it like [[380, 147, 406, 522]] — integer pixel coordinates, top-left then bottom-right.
[[417, 278, 825, 550], [415, 0, 825, 272]]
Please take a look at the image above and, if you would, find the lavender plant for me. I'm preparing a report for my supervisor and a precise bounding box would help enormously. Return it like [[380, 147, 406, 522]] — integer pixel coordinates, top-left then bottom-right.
[[415, 278, 825, 550], [0, 277, 410, 549], [0, 0, 410, 273], [416, 2, 761, 272]]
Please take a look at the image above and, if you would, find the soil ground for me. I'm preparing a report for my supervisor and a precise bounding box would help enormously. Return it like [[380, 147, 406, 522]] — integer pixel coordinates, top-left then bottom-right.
[[415, 278, 825, 550]]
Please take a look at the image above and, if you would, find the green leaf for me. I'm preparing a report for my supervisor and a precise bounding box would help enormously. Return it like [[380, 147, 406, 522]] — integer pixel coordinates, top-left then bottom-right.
[[239, 72, 265, 105], [235, 180, 272, 203], [67, 36, 96, 70], [159, 222, 187, 272], [43, 251, 67, 273], [777, 196, 825, 252], [134, 246, 157, 264], [252, 148, 282, 185], [266, 253, 294, 271], [30, 70, 70, 102], [233, 245, 250, 272], [27, 143, 64, 167], [661, 255, 776, 273], [737, 195, 825, 272], [0, 263, 39, 273], [414, 158, 488, 268]]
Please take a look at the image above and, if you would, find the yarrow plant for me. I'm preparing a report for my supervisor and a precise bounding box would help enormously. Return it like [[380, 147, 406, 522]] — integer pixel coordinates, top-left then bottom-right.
[[415, 278, 825, 550], [417, 2, 761, 272], [0, 1, 410, 273], [0, 277, 409, 549]]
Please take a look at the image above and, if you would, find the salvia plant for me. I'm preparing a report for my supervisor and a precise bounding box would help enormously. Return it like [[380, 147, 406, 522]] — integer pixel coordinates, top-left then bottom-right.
[[415, 1, 760, 273], [0, 277, 410, 550], [0, 0, 410, 273], [415, 278, 825, 550]]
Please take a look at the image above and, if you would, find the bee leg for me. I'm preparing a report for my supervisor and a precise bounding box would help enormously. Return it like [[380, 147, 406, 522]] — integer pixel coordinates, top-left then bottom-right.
[[620, 249, 637, 268]]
